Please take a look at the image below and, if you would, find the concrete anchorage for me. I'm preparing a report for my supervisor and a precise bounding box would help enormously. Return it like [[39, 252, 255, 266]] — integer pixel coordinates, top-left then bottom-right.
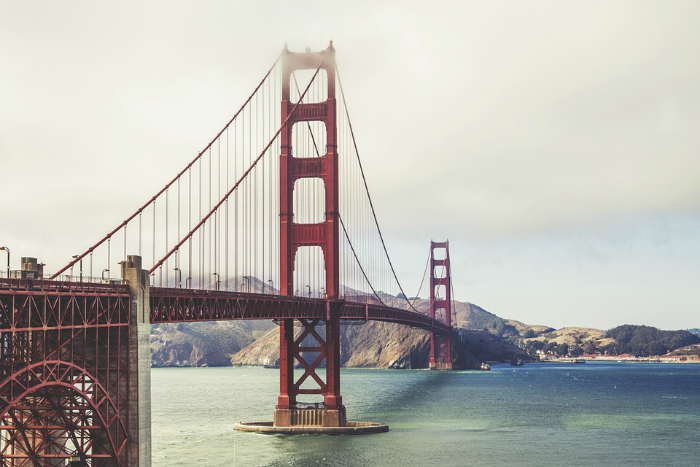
[[121, 255, 152, 466]]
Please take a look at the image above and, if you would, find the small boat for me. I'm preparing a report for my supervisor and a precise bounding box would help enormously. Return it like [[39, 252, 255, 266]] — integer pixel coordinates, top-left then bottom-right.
[[480, 362, 491, 371], [510, 357, 524, 366]]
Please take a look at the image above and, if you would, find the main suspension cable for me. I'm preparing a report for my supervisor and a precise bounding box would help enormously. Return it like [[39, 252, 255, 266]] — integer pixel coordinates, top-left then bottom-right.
[[51, 52, 284, 279], [337, 65, 418, 312], [151, 47, 331, 274], [410, 245, 432, 311], [338, 214, 385, 305]]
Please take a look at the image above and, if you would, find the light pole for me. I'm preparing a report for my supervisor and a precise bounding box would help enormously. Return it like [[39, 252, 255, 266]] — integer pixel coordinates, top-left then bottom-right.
[[268, 279, 273, 295], [306, 285, 311, 298], [0, 246, 9, 279], [320, 287, 326, 299], [72, 255, 83, 282], [174, 268, 182, 288], [241, 276, 249, 293], [102, 269, 109, 282], [213, 272, 220, 291], [185, 277, 192, 289]]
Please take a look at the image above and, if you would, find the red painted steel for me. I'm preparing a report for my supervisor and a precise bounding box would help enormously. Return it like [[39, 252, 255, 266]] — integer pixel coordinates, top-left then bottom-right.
[[0, 278, 130, 465], [278, 43, 342, 415], [279, 43, 338, 299], [1, 44, 460, 456], [149, 287, 450, 333], [49, 55, 284, 281], [0, 279, 451, 462], [429, 241, 454, 369]]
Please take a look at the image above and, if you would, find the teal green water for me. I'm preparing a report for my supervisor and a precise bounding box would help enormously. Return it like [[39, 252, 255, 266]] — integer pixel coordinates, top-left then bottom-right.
[[152, 363, 700, 466]]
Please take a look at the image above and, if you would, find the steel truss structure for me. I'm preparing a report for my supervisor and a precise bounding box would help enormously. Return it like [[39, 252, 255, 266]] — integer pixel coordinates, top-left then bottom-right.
[[150, 287, 450, 332], [1, 44, 457, 461], [1, 279, 130, 466]]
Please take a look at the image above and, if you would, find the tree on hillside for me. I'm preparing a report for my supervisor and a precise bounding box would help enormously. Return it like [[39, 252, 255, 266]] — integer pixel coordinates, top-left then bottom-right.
[[554, 343, 569, 357], [606, 325, 700, 356]]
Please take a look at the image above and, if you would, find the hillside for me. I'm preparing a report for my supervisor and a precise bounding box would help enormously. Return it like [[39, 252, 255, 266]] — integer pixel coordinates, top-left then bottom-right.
[[603, 325, 700, 356], [496, 322, 698, 358], [148, 293, 696, 367], [150, 320, 274, 367], [150, 296, 525, 368]]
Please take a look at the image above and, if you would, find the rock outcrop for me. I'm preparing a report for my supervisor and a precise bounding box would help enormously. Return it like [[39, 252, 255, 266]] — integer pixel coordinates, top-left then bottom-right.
[[149, 297, 550, 368], [150, 320, 274, 367]]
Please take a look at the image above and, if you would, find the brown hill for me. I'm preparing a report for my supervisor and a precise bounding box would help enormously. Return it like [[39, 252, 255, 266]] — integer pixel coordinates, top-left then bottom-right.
[[149, 295, 535, 368]]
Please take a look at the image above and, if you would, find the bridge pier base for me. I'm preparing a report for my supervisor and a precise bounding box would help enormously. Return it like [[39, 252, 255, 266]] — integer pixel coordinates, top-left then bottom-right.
[[273, 314, 347, 428]]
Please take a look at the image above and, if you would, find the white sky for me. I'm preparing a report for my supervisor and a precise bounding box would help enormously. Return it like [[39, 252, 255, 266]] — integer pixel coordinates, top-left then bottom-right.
[[1, 0, 698, 330]]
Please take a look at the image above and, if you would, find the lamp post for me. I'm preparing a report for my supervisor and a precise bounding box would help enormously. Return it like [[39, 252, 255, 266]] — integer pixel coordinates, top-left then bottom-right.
[[72, 255, 83, 282], [241, 276, 249, 293], [174, 268, 181, 288], [0, 246, 9, 279], [306, 285, 311, 298], [268, 279, 273, 295], [320, 287, 326, 299], [185, 277, 192, 289], [213, 272, 220, 291], [102, 269, 109, 282]]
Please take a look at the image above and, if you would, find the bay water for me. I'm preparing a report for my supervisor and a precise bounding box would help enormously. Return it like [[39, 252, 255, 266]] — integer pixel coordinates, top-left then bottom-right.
[[152, 362, 700, 466]]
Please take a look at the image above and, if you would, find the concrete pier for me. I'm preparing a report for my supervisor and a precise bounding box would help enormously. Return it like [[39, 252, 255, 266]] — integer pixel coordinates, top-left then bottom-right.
[[122, 255, 152, 467], [234, 420, 388, 435]]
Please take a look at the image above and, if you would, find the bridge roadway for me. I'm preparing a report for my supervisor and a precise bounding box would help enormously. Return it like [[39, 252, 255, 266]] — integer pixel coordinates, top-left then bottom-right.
[[0, 278, 450, 334]]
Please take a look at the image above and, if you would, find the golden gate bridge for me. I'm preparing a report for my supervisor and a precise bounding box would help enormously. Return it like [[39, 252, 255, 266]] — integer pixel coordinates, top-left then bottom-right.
[[1, 43, 456, 466]]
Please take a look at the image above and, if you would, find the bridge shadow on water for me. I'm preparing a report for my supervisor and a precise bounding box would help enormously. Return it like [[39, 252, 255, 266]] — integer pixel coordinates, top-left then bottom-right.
[[247, 369, 466, 467]]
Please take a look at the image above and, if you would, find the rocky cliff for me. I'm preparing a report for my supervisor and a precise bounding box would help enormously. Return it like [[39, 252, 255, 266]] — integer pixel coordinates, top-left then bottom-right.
[[228, 297, 524, 369], [150, 320, 274, 367], [149, 296, 527, 369]]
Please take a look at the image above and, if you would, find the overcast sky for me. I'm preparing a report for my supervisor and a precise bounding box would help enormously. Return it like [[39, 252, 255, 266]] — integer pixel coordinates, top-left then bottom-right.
[[1, 0, 698, 330]]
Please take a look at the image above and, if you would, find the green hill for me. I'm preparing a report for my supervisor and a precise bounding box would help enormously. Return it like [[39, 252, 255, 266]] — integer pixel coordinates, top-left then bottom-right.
[[603, 325, 700, 357]]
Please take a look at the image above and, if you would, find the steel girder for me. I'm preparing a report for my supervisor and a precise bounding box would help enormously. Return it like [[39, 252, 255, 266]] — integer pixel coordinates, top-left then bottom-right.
[[1, 280, 130, 466], [150, 287, 451, 333]]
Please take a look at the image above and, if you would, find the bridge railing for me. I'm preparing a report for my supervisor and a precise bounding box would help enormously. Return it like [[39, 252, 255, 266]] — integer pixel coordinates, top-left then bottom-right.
[[0, 277, 129, 294]]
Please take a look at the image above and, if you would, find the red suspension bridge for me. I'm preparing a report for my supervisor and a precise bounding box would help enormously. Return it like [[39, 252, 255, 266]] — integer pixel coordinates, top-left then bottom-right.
[[0, 43, 456, 466]]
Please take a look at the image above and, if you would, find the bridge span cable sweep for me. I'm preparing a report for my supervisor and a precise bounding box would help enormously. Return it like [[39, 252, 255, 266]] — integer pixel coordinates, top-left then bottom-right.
[[1, 42, 457, 464]]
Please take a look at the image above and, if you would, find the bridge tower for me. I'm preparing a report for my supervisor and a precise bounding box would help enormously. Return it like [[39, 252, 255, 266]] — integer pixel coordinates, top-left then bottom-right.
[[275, 43, 345, 427], [429, 241, 453, 370]]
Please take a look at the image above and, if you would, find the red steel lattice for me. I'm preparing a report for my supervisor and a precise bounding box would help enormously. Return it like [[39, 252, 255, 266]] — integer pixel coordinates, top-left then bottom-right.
[[0, 279, 130, 466]]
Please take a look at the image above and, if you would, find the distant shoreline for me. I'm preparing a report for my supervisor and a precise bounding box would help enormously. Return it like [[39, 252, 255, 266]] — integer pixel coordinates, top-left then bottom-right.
[[535, 357, 699, 364]]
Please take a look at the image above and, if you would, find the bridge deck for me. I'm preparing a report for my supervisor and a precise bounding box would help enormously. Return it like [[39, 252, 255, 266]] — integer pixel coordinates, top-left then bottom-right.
[[0, 280, 450, 334]]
